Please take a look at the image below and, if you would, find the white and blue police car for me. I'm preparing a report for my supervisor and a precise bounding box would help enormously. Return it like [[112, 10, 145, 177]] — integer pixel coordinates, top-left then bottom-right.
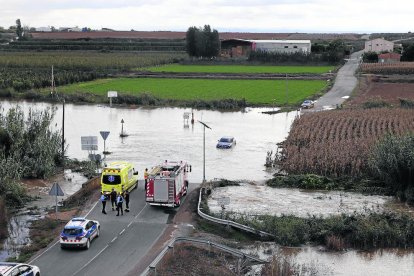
[[0, 262, 40, 276], [60, 217, 100, 250]]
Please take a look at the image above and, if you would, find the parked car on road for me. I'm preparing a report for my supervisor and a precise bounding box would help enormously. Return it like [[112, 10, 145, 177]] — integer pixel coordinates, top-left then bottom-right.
[[0, 262, 40, 276], [301, 100, 315, 109], [216, 136, 236, 149], [60, 217, 100, 249]]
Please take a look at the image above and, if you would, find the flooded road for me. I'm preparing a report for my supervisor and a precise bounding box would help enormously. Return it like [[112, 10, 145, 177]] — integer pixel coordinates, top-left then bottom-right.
[[1, 100, 295, 182]]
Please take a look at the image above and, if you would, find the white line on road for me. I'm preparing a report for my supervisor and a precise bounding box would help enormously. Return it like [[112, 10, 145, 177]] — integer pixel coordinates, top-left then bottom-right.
[[85, 200, 99, 217], [28, 241, 59, 264], [119, 229, 126, 235], [134, 203, 147, 219], [71, 245, 109, 276], [111, 237, 117, 243]]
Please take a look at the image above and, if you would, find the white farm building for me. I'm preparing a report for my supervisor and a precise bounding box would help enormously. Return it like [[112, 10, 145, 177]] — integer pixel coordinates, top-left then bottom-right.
[[221, 39, 311, 57], [364, 38, 394, 53], [251, 40, 311, 54]]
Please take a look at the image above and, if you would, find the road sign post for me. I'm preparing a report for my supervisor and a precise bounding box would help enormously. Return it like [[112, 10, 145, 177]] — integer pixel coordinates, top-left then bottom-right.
[[108, 91, 118, 107], [100, 131, 110, 154], [49, 183, 64, 219]]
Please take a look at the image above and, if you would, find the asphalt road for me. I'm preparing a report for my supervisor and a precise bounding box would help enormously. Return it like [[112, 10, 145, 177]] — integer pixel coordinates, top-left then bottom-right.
[[312, 50, 364, 111], [30, 180, 174, 276]]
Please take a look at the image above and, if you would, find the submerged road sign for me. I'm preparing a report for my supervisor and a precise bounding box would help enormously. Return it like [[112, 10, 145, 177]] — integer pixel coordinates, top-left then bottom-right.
[[49, 183, 64, 196]]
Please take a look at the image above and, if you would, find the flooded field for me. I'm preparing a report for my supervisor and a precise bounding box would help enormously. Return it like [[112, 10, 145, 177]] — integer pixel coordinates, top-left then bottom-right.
[[243, 243, 414, 276], [242, 243, 414, 276], [0, 100, 295, 182], [207, 182, 391, 217]]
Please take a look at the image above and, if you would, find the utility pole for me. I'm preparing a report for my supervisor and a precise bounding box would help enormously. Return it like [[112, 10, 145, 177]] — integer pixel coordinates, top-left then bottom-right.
[[198, 121, 211, 183], [285, 73, 288, 105], [51, 65, 65, 168]]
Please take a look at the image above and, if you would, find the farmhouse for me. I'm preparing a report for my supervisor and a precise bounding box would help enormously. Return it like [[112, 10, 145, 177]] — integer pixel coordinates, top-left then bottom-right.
[[221, 39, 311, 57], [364, 38, 394, 53]]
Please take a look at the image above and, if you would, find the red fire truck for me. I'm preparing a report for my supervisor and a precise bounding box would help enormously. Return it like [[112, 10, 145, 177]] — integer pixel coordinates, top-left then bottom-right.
[[146, 160, 191, 207]]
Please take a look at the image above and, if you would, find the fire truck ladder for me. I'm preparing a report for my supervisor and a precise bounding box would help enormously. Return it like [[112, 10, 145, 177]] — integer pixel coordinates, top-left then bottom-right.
[[168, 181, 175, 202]]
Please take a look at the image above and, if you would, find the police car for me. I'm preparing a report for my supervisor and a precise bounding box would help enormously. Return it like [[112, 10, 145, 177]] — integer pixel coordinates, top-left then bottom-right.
[[0, 262, 40, 276], [60, 217, 100, 249]]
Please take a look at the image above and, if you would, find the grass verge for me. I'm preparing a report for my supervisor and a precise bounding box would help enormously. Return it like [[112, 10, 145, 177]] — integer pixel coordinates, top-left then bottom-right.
[[50, 78, 328, 106]]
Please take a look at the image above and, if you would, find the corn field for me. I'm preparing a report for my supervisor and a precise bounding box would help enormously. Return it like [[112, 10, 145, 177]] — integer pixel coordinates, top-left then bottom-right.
[[277, 108, 414, 178], [360, 62, 414, 74], [0, 51, 186, 91]]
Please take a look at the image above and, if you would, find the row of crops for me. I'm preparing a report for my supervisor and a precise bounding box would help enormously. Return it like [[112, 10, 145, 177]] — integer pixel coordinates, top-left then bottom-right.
[[361, 62, 414, 74], [1, 39, 186, 51], [0, 51, 186, 91], [278, 108, 414, 178]]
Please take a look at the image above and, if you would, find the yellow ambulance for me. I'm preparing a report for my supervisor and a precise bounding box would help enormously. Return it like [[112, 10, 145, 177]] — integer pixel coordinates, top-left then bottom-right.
[[101, 161, 138, 194]]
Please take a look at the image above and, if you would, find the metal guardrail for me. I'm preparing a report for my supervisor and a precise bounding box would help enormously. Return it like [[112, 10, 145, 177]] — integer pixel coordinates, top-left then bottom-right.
[[197, 187, 274, 238], [141, 236, 268, 275], [141, 186, 273, 275]]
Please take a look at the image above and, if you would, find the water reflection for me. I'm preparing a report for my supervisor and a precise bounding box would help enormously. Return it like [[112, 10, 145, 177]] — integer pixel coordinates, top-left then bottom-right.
[[244, 243, 414, 276], [0, 101, 296, 182]]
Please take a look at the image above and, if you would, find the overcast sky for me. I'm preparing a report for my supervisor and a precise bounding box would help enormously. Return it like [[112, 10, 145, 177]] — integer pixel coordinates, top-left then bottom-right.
[[1, 0, 412, 33]]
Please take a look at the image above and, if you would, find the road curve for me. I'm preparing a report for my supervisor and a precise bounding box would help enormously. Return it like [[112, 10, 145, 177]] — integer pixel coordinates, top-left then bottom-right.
[[313, 50, 364, 111], [30, 180, 171, 276]]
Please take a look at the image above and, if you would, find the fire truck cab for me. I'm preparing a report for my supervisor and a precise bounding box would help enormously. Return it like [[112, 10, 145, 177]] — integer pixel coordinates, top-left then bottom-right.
[[146, 160, 191, 207]]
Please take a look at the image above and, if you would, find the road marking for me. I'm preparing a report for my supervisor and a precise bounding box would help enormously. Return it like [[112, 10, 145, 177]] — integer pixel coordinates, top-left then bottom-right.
[[28, 240, 59, 264], [85, 200, 99, 217], [71, 244, 109, 276], [119, 229, 125, 235], [111, 237, 117, 243], [134, 203, 147, 219], [127, 221, 133, 228]]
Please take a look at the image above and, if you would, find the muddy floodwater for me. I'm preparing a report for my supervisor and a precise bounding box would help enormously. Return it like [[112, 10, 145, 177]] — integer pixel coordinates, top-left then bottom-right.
[[0, 100, 296, 182], [0, 170, 87, 261], [208, 183, 391, 217], [243, 243, 414, 276]]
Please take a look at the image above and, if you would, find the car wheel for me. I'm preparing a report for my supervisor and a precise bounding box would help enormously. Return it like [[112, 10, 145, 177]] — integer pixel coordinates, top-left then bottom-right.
[[175, 199, 181, 208], [85, 239, 90, 250], [96, 226, 100, 238], [60, 244, 65, 249], [35, 273, 40, 276]]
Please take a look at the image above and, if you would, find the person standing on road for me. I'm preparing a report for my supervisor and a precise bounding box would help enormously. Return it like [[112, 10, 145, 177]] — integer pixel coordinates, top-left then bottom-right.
[[144, 168, 149, 191], [124, 190, 130, 212], [110, 188, 117, 211], [100, 192, 107, 214], [116, 192, 124, 216]]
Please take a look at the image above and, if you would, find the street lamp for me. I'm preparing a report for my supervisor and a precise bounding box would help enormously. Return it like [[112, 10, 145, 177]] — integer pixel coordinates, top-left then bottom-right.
[[198, 120, 211, 183]]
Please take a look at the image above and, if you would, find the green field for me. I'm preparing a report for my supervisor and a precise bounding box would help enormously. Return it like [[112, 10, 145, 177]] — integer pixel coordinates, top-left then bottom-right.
[[57, 78, 328, 105], [145, 64, 335, 74]]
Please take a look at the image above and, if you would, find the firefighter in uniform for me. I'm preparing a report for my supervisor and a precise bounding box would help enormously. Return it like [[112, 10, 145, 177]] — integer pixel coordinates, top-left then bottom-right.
[[144, 168, 149, 191], [124, 190, 130, 212]]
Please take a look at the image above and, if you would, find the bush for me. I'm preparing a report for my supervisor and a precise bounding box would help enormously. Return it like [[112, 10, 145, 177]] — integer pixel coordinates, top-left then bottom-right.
[[369, 133, 414, 203], [399, 98, 414, 108], [362, 100, 391, 109]]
